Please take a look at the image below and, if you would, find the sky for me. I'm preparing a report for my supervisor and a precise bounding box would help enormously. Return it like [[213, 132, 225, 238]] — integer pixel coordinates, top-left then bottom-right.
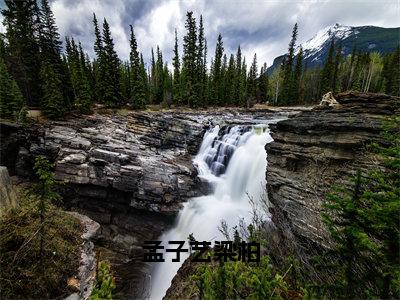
[[0, 0, 399, 69]]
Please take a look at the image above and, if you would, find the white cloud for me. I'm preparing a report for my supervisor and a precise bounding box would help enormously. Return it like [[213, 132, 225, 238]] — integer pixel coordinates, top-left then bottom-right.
[[48, 0, 400, 69]]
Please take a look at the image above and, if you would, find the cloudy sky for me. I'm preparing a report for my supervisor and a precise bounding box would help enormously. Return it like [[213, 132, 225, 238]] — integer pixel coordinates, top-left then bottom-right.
[[1, 0, 399, 68]]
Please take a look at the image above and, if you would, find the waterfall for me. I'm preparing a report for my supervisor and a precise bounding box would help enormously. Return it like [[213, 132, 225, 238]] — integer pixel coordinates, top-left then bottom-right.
[[149, 123, 274, 299]]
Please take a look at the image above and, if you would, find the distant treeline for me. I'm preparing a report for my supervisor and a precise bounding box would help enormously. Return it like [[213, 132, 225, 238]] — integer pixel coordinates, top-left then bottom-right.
[[0, 0, 399, 119]]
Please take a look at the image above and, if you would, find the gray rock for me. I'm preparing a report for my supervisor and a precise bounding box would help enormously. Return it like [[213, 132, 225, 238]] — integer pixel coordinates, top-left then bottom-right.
[[266, 92, 399, 255], [68, 212, 100, 300], [0, 166, 18, 216]]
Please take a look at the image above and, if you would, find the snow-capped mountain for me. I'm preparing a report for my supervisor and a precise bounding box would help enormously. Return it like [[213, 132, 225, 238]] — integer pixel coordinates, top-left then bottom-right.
[[267, 24, 399, 74]]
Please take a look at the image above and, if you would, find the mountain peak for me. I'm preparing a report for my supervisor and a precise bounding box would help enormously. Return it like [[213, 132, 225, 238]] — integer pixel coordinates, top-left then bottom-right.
[[300, 24, 355, 53]]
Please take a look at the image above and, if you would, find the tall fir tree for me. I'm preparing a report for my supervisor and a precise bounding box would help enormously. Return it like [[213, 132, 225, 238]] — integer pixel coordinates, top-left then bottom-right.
[[293, 46, 304, 103], [172, 29, 181, 106], [196, 15, 206, 106], [2, 0, 42, 106], [93, 13, 104, 102], [281, 23, 298, 105], [129, 26, 146, 108], [332, 44, 342, 93], [0, 57, 24, 118], [211, 33, 224, 105], [247, 53, 258, 107], [320, 39, 335, 95], [66, 37, 91, 113], [234, 45, 242, 105], [181, 11, 197, 107], [225, 54, 236, 105], [258, 62, 269, 103], [40, 60, 65, 118], [101, 18, 121, 106], [39, 0, 70, 116]]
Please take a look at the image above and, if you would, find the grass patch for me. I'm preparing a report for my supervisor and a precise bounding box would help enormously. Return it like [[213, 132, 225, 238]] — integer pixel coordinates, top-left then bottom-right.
[[0, 187, 82, 299]]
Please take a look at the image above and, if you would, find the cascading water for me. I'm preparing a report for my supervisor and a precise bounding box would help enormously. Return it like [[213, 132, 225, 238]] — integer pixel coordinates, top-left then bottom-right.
[[149, 122, 274, 299]]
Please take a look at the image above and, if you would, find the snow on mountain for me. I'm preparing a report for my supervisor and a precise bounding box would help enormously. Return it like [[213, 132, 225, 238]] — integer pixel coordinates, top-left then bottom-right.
[[267, 24, 399, 74], [296, 23, 358, 61]]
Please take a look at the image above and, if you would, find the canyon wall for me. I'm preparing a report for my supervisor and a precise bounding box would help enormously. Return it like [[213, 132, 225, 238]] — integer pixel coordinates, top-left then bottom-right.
[[266, 92, 399, 255]]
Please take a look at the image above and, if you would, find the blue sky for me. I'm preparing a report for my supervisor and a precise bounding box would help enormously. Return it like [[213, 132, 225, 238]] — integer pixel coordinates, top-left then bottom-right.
[[1, 0, 399, 68]]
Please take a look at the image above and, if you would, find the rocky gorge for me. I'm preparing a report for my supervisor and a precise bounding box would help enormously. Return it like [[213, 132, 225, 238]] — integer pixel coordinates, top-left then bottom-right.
[[0, 92, 397, 298], [0, 108, 294, 297]]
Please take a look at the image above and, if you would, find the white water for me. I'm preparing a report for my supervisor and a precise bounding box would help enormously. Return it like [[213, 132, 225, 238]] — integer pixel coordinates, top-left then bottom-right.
[[149, 123, 274, 299]]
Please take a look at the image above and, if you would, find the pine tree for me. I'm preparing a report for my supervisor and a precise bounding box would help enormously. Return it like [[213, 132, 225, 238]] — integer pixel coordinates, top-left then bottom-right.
[[211, 34, 224, 105], [101, 18, 121, 106], [93, 13, 104, 102], [172, 29, 181, 106], [234, 46, 242, 105], [224, 54, 236, 105], [39, 0, 61, 62], [149, 48, 156, 103], [383, 47, 400, 96], [281, 23, 298, 105], [332, 44, 342, 93], [239, 57, 247, 107], [155, 46, 165, 104], [129, 26, 146, 108], [320, 39, 335, 95], [2, 0, 42, 106], [66, 38, 91, 113], [40, 60, 65, 119], [39, 0, 70, 115], [0, 57, 24, 118], [182, 11, 197, 107], [246, 53, 258, 107], [258, 62, 269, 103], [293, 47, 303, 103], [196, 15, 206, 106]]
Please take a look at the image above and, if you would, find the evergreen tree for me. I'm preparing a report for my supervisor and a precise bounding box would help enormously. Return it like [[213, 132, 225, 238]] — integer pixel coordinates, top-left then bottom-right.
[[129, 26, 146, 108], [181, 11, 197, 107], [39, 0, 70, 115], [293, 46, 303, 103], [322, 117, 400, 298], [172, 29, 181, 106], [196, 15, 206, 106], [238, 57, 247, 107], [140, 54, 149, 103], [281, 23, 298, 105], [320, 39, 335, 95], [149, 48, 156, 103], [101, 18, 121, 106], [40, 60, 65, 118], [0, 57, 24, 118], [332, 44, 342, 93], [39, 0, 61, 62], [66, 38, 91, 113], [224, 54, 236, 105], [234, 46, 242, 105], [211, 34, 224, 105], [93, 13, 104, 102], [155, 46, 165, 104], [2, 0, 42, 106], [258, 62, 269, 103], [246, 53, 258, 107], [382, 46, 400, 96]]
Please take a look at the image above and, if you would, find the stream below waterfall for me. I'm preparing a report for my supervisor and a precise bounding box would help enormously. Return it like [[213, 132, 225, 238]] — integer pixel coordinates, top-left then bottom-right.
[[149, 119, 278, 299]]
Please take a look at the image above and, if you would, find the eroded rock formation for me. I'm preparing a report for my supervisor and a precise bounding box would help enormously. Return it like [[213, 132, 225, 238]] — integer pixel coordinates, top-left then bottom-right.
[[266, 92, 399, 254]]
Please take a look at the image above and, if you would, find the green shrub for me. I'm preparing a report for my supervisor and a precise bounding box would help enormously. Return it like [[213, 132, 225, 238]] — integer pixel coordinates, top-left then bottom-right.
[[90, 261, 116, 299]]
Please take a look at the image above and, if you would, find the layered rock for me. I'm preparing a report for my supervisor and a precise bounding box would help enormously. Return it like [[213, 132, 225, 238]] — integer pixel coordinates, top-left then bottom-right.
[[266, 92, 399, 253]]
